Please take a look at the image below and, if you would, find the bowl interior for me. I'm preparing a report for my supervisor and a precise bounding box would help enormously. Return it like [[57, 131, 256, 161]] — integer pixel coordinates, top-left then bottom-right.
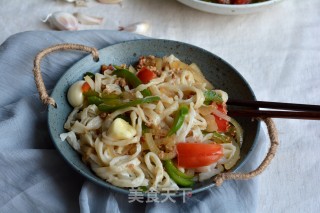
[[48, 39, 260, 197]]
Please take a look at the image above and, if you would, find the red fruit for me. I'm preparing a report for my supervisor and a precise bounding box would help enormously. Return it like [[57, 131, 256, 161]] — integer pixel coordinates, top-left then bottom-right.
[[177, 143, 224, 168], [213, 104, 229, 132], [136, 67, 156, 84]]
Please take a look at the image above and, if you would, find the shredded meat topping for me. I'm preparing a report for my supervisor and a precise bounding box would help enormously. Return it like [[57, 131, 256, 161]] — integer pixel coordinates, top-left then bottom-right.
[[138, 55, 162, 76]]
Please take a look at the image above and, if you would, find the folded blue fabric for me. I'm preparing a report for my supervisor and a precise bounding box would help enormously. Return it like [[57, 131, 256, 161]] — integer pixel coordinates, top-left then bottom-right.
[[0, 30, 267, 213]]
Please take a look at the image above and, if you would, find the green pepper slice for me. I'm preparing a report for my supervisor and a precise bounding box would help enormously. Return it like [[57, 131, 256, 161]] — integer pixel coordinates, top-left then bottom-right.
[[142, 122, 150, 134], [87, 93, 121, 105], [164, 160, 194, 187], [112, 68, 152, 97], [204, 90, 223, 105], [212, 132, 232, 144], [138, 186, 148, 192], [167, 105, 189, 136], [113, 69, 141, 87], [164, 160, 194, 179], [101, 93, 120, 99], [87, 96, 104, 105], [83, 90, 99, 97], [98, 96, 160, 113]]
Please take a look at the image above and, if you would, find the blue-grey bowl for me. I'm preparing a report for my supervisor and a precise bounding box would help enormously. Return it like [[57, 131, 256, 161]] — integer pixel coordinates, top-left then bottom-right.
[[48, 39, 260, 197]]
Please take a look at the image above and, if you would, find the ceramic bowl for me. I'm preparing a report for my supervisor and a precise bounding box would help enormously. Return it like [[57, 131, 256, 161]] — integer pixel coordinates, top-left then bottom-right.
[[48, 39, 260, 197], [177, 0, 285, 15]]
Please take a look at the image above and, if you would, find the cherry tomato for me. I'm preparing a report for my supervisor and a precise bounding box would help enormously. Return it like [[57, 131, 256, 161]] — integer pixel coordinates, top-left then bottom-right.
[[177, 143, 223, 168], [136, 67, 156, 84], [214, 104, 230, 132], [81, 82, 91, 93]]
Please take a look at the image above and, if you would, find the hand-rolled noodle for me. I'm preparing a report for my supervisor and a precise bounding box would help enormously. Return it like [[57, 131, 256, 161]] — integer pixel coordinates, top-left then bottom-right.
[[60, 54, 243, 191]]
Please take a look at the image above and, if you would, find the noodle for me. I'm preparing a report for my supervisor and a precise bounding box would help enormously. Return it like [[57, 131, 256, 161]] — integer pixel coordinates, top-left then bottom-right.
[[60, 54, 243, 191]]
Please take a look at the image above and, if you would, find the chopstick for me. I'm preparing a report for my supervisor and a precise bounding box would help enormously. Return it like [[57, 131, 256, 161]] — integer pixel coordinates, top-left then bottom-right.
[[228, 99, 320, 111], [228, 109, 320, 120], [227, 99, 320, 120]]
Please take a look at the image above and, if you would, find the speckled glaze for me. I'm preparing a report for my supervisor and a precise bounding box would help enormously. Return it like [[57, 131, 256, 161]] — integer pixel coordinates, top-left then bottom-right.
[[48, 39, 260, 197]]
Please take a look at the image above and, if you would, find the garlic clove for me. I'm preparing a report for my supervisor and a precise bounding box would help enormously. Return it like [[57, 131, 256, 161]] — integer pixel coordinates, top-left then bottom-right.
[[119, 22, 150, 35], [73, 12, 104, 25], [43, 12, 78, 31], [107, 118, 137, 140], [97, 0, 122, 4]]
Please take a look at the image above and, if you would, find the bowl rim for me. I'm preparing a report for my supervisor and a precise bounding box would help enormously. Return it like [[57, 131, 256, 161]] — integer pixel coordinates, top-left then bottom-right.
[[180, 0, 284, 9], [48, 38, 261, 198]]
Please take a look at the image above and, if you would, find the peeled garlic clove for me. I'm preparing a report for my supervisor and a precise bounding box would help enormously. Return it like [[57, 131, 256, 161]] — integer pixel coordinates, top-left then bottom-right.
[[97, 0, 122, 4], [43, 12, 78, 31], [73, 13, 104, 25], [119, 22, 150, 35], [107, 118, 137, 140]]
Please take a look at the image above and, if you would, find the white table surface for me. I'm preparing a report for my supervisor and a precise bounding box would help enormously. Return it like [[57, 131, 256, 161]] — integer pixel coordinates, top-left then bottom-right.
[[1, 0, 320, 212]]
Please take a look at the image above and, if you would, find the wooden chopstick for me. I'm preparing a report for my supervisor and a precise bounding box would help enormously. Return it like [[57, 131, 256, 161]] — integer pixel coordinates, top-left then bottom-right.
[[228, 109, 320, 120], [227, 99, 320, 120], [227, 99, 320, 111]]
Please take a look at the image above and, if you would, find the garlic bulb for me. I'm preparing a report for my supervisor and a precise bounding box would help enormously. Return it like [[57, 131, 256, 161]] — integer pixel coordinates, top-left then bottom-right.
[[74, 13, 104, 25], [43, 12, 78, 31], [97, 0, 122, 4], [119, 22, 150, 35]]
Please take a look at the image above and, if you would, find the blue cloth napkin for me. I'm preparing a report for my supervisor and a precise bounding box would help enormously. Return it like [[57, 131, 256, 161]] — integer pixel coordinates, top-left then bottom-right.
[[0, 30, 267, 213]]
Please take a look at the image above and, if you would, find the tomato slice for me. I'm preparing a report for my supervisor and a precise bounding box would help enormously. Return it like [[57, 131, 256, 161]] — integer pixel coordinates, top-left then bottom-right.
[[177, 143, 223, 168], [214, 104, 229, 132], [136, 67, 156, 84], [81, 82, 91, 93]]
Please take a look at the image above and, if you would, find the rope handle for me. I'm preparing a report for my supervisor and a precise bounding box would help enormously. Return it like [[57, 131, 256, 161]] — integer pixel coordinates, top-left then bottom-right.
[[33, 43, 99, 108], [33, 44, 279, 185], [213, 117, 279, 186]]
